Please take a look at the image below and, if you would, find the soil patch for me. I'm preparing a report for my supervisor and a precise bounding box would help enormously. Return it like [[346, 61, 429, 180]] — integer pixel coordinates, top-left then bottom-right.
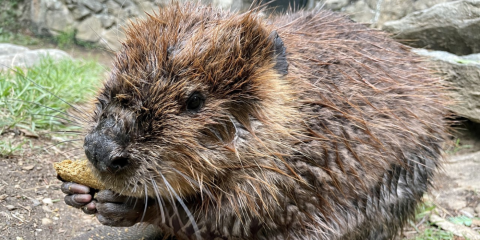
[[0, 132, 101, 240]]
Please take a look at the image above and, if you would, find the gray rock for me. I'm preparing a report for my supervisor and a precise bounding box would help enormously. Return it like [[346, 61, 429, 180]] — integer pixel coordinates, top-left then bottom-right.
[[100, 27, 126, 51], [41, 218, 53, 226], [64, 0, 78, 5], [123, 5, 141, 17], [137, 1, 157, 16], [475, 203, 480, 214], [30, 198, 41, 207], [383, 0, 480, 55], [342, 0, 375, 24], [414, 49, 480, 64], [413, 49, 480, 122], [365, 0, 411, 24], [105, 0, 121, 15], [105, 1, 139, 19], [81, 0, 104, 13], [76, 16, 103, 42], [323, 0, 350, 11], [445, 151, 480, 189], [211, 0, 246, 10], [98, 14, 116, 28], [45, 0, 64, 10], [0, 194, 7, 201], [25, 0, 254, 46], [212, 0, 234, 9], [71, 3, 91, 20], [432, 151, 480, 211], [42, 198, 53, 205], [225, 0, 245, 11], [45, 2, 74, 34], [114, 5, 141, 22], [6, 205, 16, 211], [429, 214, 480, 239], [0, 46, 71, 70], [29, 0, 73, 35], [411, 0, 454, 10], [0, 44, 29, 56], [460, 207, 475, 218], [152, 0, 171, 4], [46, 0, 75, 33], [113, 0, 134, 8], [433, 189, 468, 210], [321, 0, 455, 27], [463, 54, 480, 62]]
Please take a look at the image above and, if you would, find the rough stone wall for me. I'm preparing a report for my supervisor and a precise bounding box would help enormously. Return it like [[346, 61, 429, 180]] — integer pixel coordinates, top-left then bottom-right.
[[17, 0, 461, 50], [26, 0, 253, 50], [320, 0, 457, 27]]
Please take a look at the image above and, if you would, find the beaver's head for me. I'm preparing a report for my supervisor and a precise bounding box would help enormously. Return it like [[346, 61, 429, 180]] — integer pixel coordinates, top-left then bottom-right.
[[83, 3, 297, 200]]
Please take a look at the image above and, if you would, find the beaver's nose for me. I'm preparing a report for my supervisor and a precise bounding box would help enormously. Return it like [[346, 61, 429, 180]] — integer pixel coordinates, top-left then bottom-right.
[[84, 117, 130, 173]]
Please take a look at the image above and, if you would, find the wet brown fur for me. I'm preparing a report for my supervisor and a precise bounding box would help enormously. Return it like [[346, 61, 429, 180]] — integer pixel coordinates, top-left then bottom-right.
[[85, 2, 448, 240]]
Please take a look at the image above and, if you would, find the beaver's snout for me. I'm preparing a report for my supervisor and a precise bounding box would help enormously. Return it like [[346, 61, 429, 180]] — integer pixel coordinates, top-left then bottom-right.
[[84, 117, 131, 173]]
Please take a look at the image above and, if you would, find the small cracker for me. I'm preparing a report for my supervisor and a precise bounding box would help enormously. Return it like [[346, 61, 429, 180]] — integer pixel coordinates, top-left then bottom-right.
[[54, 160, 105, 190]]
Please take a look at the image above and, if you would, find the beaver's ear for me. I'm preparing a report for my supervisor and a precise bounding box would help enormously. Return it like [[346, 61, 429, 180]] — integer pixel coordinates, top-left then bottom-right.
[[270, 31, 288, 76]]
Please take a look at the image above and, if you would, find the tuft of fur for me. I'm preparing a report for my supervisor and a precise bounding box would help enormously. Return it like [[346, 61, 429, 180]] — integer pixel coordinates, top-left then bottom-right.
[[85, 3, 448, 240]]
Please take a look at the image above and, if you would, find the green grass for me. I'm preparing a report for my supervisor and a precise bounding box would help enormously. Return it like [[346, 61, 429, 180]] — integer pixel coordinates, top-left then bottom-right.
[[449, 215, 480, 227], [0, 0, 24, 33], [0, 27, 39, 45], [446, 138, 473, 154], [0, 56, 104, 133], [405, 202, 459, 240], [0, 27, 95, 49], [53, 29, 76, 48], [456, 58, 480, 65], [411, 228, 454, 240], [0, 138, 30, 157], [51, 28, 96, 49]]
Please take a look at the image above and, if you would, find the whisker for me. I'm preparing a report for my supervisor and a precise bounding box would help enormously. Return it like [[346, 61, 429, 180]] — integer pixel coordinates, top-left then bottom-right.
[[171, 168, 215, 201], [24, 138, 84, 161], [28, 113, 84, 127], [132, 197, 139, 209], [159, 174, 180, 217], [140, 184, 149, 223], [41, 139, 83, 151], [50, 146, 84, 158], [161, 174, 201, 240], [49, 130, 84, 134], [151, 178, 166, 223]]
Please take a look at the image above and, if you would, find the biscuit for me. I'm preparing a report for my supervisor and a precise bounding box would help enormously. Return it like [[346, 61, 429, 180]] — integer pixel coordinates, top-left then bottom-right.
[[54, 160, 105, 190]]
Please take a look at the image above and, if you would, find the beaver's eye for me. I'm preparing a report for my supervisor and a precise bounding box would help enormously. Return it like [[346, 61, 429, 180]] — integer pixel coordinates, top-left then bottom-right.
[[186, 92, 205, 112]]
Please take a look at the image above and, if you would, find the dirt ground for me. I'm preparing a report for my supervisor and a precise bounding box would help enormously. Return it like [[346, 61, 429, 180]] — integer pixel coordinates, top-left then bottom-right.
[[0, 132, 101, 240], [1, 47, 480, 240]]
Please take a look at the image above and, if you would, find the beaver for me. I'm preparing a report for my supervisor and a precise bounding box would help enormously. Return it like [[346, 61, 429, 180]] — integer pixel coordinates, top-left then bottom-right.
[[61, 2, 448, 240]]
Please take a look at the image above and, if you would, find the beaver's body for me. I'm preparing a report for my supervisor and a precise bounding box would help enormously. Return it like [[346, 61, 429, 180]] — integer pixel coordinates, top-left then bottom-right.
[[81, 3, 447, 240]]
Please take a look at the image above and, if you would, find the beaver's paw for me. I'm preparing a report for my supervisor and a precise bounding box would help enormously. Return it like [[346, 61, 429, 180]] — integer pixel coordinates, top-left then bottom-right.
[[95, 190, 146, 227], [61, 182, 154, 227], [61, 182, 97, 214]]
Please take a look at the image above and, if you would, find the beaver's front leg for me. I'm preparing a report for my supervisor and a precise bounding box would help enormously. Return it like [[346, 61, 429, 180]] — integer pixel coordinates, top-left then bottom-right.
[[61, 182, 157, 227]]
